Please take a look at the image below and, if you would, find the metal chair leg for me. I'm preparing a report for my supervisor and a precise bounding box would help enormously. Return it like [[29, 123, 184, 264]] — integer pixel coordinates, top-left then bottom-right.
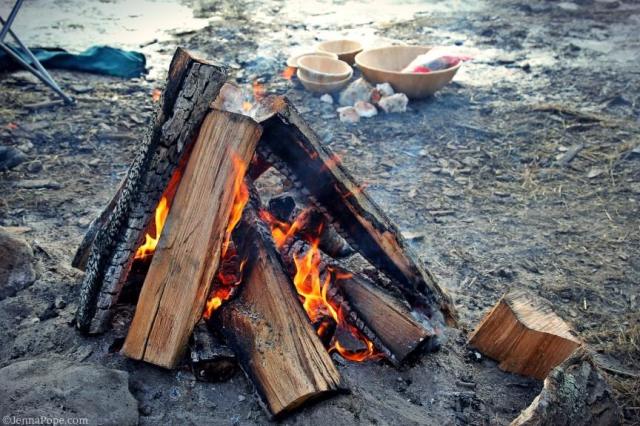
[[1, 0, 74, 105]]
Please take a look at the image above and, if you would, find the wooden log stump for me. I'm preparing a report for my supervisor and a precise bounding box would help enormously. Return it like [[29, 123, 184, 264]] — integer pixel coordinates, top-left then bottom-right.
[[468, 289, 582, 380], [122, 110, 262, 368], [214, 188, 344, 418], [75, 48, 227, 333], [256, 96, 455, 326]]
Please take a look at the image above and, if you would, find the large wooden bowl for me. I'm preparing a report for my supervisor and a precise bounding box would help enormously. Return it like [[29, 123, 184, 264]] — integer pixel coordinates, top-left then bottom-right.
[[355, 46, 461, 98], [297, 69, 351, 94], [316, 40, 363, 65], [297, 56, 353, 83]]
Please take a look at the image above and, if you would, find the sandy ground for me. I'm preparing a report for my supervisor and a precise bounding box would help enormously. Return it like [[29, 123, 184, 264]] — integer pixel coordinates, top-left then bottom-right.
[[1, 0, 639, 424]]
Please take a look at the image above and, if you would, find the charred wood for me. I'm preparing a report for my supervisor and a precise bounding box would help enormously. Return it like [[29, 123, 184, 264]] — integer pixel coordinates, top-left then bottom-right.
[[122, 110, 262, 368], [190, 320, 237, 383], [256, 96, 456, 327], [75, 48, 227, 333]]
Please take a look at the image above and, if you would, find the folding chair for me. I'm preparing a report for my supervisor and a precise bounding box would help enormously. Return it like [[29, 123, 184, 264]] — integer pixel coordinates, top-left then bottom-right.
[[0, 0, 74, 104]]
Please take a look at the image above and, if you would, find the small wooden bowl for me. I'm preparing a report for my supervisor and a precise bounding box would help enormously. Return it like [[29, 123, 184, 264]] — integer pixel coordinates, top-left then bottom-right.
[[297, 69, 351, 94], [286, 51, 338, 69], [316, 40, 363, 65], [297, 56, 353, 83], [355, 45, 462, 98]]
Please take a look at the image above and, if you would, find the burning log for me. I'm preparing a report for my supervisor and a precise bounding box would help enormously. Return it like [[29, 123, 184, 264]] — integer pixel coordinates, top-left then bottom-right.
[[256, 97, 456, 326], [121, 110, 262, 368], [277, 237, 432, 365], [267, 191, 353, 258], [213, 185, 344, 418], [190, 320, 237, 383], [75, 48, 228, 333]]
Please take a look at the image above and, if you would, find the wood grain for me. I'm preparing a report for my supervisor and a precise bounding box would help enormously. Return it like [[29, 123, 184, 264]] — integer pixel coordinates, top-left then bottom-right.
[[339, 274, 432, 364], [468, 289, 581, 380], [122, 110, 261, 368], [75, 48, 227, 333], [215, 192, 343, 418]]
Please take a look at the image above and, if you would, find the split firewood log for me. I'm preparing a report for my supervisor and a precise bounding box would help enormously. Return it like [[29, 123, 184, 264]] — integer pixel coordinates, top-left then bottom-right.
[[255, 96, 456, 327], [74, 48, 228, 334], [468, 289, 582, 380], [212, 181, 344, 418]]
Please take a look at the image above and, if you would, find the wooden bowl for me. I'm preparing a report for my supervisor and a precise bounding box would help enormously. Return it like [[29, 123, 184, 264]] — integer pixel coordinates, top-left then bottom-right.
[[297, 69, 351, 94], [316, 40, 363, 65], [355, 45, 462, 98], [286, 51, 338, 68], [297, 56, 353, 83]]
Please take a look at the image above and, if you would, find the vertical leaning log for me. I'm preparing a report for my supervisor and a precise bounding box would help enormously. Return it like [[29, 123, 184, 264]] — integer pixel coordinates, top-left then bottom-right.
[[75, 48, 227, 333], [214, 186, 344, 418], [122, 110, 262, 368], [257, 97, 456, 325]]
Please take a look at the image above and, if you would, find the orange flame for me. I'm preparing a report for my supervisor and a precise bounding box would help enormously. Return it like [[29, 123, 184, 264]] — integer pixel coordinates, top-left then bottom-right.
[[221, 155, 249, 258], [281, 66, 295, 80], [134, 196, 169, 260], [151, 88, 161, 102], [203, 154, 250, 319], [261, 209, 379, 362]]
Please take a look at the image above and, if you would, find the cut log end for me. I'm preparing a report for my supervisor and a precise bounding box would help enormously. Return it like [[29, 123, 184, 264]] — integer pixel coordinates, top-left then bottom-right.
[[469, 289, 582, 380]]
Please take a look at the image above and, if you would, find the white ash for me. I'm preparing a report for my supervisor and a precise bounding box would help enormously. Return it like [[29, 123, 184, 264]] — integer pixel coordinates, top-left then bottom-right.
[[378, 93, 409, 113], [337, 106, 360, 123], [339, 78, 374, 106], [354, 101, 378, 118], [320, 94, 334, 104]]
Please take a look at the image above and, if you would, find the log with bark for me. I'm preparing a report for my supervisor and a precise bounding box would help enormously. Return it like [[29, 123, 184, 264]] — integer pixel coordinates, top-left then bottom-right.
[[75, 48, 228, 333], [511, 347, 621, 426], [121, 110, 262, 368], [213, 184, 344, 418], [468, 289, 582, 380], [256, 96, 456, 326]]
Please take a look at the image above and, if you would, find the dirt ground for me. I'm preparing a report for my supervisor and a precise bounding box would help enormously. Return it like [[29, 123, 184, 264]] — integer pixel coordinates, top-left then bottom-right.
[[1, 0, 638, 424]]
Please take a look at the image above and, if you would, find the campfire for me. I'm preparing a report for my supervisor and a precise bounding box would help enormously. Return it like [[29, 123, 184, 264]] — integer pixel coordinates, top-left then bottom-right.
[[72, 48, 455, 418]]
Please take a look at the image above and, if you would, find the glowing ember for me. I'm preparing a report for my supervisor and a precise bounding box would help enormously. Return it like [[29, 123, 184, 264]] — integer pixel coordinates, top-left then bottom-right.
[[134, 196, 169, 260], [151, 88, 162, 102], [281, 66, 296, 80], [203, 154, 250, 319], [261, 209, 380, 362]]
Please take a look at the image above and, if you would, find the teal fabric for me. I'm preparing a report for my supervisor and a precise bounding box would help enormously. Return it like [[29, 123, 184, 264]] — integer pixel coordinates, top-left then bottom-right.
[[0, 45, 147, 78]]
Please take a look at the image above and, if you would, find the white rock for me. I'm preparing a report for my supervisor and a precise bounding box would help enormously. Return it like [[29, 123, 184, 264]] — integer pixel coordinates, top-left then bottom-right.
[[376, 82, 395, 97], [354, 101, 378, 118], [320, 94, 334, 104], [337, 106, 360, 123], [339, 78, 374, 106], [378, 93, 409, 113]]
